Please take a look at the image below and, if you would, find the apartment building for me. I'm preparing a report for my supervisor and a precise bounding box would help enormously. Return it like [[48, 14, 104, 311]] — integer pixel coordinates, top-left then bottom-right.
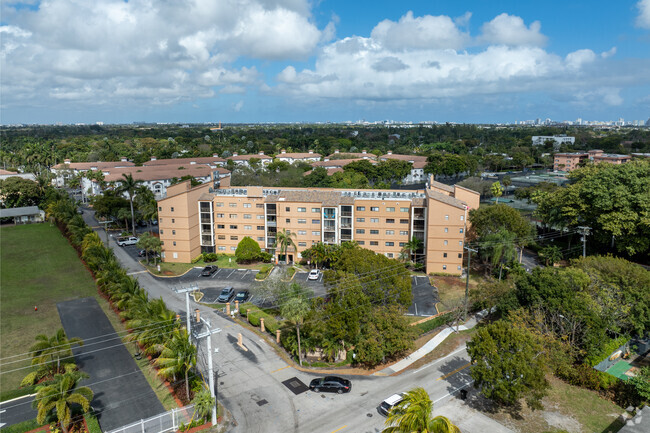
[[157, 177, 480, 275], [227, 152, 272, 167], [51, 158, 134, 186], [379, 151, 428, 184], [143, 154, 226, 168], [554, 149, 632, 171], [276, 150, 321, 164], [532, 135, 575, 149]]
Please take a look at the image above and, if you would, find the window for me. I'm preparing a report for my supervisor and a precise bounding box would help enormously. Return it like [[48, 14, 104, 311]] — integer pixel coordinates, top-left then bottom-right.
[[243, 203, 251, 208], [459, 241, 463, 246], [230, 235, 238, 240], [257, 237, 264, 241], [356, 218, 365, 222], [443, 265, 447, 270], [160, 230, 164, 234], [229, 203, 237, 207], [370, 218, 379, 223], [298, 219, 306, 224], [443, 253, 447, 258], [257, 226, 264, 230], [285, 207, 290, 212], [370, 229, 379, 234], [400, 231, 409, 236], [257, 215, 264, 219], [400, 207, 409, 212], [218, 246, 226, 251], [158, 206, 162, 211], [370, 241, 378, 246], [356, 206, 365, 211], [460, 215, 464, 221], [371, 207, 379, 212], [171, 207, 174, 212], [230, 225, 238, 230], [256, 203, 264, 208], [229, 214, 237, 218], [444, 240, 448, 246], [386, 207, 395, 212], [217, 224, 225, 229], [458, 253, 462, 258], [286, 218, 291, 223], [386, 230, 394, 235], [231, 246, 236, 251], [385, 242, 394, 246], [400, 219, 409, 224], [387, 253, 394, 258], [356, 229, 365, 234], [161, 241, 164, 245], [171, 219, 175, 223], [312, 219, 320, 224], [218, 235, 226, 240], [444, 227, 448, 233], [445, 215, 449, 220], [159, 218, 162, 223], [298, 230, 307, 235], [297, 207, 306, 212], [173, 241, 176, 246], [244, 214, 252, 219], [216, 202, 224, 207], [312, 231, 320, 236], [244, 225, 252, 230], [460, 228, 464, 233], [298, 242, 307, 247], [386, 218, 394, 223], [172, 230, 176, 235], [458, 265, 462, 271], [399, 242, 406, 247], [312, 208, 319, 213], [357, 241, 365, 245]]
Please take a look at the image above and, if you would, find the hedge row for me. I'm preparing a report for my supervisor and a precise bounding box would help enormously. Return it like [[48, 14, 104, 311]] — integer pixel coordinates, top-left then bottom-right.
[[415, 313, 454, 334], [239, 303, 280, 334]]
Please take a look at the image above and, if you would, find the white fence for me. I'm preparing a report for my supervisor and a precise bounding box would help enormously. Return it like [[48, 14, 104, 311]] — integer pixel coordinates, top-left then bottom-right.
[[106, 404, 196, 433]]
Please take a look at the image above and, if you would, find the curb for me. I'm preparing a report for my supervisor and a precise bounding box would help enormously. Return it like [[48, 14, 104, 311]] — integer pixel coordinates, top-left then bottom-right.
[[0, 393, 36, 404]]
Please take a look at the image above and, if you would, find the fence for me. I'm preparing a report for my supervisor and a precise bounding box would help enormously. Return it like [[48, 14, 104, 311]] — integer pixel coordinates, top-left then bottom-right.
[[106, 404, 196, 433]]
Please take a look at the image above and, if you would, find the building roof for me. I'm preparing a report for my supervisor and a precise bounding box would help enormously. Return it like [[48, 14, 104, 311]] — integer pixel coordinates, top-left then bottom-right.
[[327, 151, 376, 160], [426, 189, 467, 209], [312, 158, 374, 168], [52, 161, 135, 170], [103, 165, 227, 182], [303, 167, 344, 176], [228, 153, 272, 161], [143, 156, 225, 166], [264, 189, 356, 206], [379, 153, 428, 163], [0, 169, 18, 175], [277, 151, 321, 159], [429, 179, 455, 193], [0, 206, 42, 218]]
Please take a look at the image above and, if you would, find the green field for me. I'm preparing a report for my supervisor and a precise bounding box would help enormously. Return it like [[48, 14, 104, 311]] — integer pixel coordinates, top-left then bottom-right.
[[0, 224, 98, 394]]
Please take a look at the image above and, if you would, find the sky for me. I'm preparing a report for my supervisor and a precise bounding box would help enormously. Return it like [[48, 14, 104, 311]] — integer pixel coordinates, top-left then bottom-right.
[[1, 0, 650, 125]]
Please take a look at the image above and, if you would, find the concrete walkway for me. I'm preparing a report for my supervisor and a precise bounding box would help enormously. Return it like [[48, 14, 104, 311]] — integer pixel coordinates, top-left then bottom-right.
[[375, 316, 478, 376]]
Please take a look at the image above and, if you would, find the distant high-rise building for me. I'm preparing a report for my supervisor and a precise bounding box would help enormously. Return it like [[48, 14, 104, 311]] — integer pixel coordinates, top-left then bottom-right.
[[646, 118, 650, 126], [576, 117, 582, 125]]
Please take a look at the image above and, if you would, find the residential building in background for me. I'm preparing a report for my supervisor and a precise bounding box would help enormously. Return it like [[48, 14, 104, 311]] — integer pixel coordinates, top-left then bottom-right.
[[532, 135, 575, 149], [227, 151, 273, 167], [157, 176, 480, 275], [276, 150, 321, 164], [379, 151, 428, 184], [553, 149, 633, 171]]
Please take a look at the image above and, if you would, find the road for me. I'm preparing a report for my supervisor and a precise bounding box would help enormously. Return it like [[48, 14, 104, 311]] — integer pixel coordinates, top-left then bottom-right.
[[81, 207, 510, 433]]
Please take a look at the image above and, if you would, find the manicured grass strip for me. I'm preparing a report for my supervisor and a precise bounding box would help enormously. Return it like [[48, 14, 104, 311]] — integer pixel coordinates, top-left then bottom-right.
[[0, 224, 98, 394]]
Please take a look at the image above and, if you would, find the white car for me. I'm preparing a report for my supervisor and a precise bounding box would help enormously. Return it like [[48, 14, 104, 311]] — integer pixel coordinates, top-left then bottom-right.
[[308, 269, 321, 280], [378, 393, 405, 416], [117, 236, 139, 246]]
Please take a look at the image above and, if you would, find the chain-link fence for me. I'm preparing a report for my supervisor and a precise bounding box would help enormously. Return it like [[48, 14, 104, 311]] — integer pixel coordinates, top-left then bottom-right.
[[106, 404, 196, 433]]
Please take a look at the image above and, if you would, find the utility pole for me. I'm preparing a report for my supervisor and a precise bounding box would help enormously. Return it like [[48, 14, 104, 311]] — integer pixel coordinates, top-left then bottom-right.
[[577, 226, 591, 258], [463, 245, 478, 320], [192, 310, 221, 426], [97, 219, 113, 243], [173, 285, 200, 340]]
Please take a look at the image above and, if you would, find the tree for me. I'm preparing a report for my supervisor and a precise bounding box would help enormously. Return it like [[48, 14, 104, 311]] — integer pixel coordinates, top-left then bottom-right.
[[401, 236, 423, 263], [154, 329, 197, 401], [628, 366, 650, 401], [491, 181, 503, 203], [274, 228, 297, 263], [468, 204, 535, 255], [34, 369, 94, 433], [479, 229, 518, 279], [502, 175, 512, 195], [192, 388, 216, 422], [280, 284, 311, 366], [538, 245, 562, 266], [22, 329, 84, 385], [303, 167, 331, 188], [467, 320, 549, 410], [136, 232, 161, 264], [0, 177, 44, 208], [383, 387, 460, 433], [235, 236, 262, 263], [117, 173, 142, 236]]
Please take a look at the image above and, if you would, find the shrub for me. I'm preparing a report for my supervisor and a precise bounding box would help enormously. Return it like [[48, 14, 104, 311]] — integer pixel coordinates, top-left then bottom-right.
[[256, 264, 274, 280], [235, 236, 262, 263], [191, 254, 204, 264], [259, 251, 273, 263], [415, 313, 453, 335], [203, 253, 218, 262]]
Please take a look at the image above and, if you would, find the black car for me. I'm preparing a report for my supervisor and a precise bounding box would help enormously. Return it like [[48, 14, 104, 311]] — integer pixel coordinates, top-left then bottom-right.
[[201, 265, 219, 276], [138, 250, 160, 258], [217, 286, 235, 303], [309, 376, 351, 394], [234, 290, 250, 302]]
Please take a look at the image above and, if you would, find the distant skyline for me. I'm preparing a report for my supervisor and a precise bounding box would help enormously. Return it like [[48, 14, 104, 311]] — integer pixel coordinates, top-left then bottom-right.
[[1, 0, 649, 124]]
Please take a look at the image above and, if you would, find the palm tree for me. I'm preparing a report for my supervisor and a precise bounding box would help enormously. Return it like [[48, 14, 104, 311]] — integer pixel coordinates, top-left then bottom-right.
[[154, 329, 197, 401], [480, 229, 517, 280], [274, 228, 297, 264], [28, 329, 84, 379], [383, 387, 460, 433], [491, 181, 503, 204], [117, 173, 142, 236], [281, 296, 310, 366], [401, 236, 423, 264], [34, 369, 94, 433]]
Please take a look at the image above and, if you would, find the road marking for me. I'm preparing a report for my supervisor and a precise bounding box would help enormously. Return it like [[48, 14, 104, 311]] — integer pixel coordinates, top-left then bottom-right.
[[215, 268, 223, 276], [227, 269, 236, 278], [240, 270, 248, 279], [330, 426, 347, 433], [127, 270, 147, 275], [411, 346, 467, 374], [433, 380, 474, 404], [271, 365, 290, 374], [437, 362, 471, 381]]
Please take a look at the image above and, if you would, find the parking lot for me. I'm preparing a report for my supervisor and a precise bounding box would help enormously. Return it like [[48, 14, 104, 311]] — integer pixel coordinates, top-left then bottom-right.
[[409, 275, 439, 316]]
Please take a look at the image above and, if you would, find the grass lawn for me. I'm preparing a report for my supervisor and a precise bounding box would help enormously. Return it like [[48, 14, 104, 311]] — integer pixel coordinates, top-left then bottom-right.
[[0, 224, 99, 394], [141, 254, 265, 276], [431, 273, 481, 311]]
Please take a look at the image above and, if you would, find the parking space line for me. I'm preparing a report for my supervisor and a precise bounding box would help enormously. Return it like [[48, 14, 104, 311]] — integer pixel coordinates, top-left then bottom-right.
[[227, 269, 236, 278], [241, 270, 248, 279], [214, 268, 223, 276], [330, 426, 347, 433]]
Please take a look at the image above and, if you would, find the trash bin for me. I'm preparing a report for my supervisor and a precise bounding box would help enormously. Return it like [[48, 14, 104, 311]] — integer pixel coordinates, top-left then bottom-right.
[[460, 389, 468, 400]]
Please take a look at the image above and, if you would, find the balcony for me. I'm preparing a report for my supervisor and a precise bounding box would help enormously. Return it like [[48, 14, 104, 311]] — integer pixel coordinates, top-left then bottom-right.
[[266, 217, 277, 227], [413, 222, 425, 231], [323, 234, 336, 243], [340, 223, 352, 229], [341, 211, 352, 217], [323, 222, 336, 231], [413, 213, 425, 220]]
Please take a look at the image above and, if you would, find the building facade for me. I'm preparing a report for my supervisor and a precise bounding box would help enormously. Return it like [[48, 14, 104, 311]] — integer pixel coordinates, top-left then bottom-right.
[[157, 177, 480, 275], [554, 150, 633, 172]]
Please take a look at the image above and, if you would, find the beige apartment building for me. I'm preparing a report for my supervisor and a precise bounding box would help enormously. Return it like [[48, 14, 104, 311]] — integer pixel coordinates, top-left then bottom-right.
[[157, 177, 480, 275]]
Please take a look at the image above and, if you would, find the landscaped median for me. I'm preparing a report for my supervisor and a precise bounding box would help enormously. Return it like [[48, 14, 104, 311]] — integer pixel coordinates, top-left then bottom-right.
[[255, 264, 274, 280]]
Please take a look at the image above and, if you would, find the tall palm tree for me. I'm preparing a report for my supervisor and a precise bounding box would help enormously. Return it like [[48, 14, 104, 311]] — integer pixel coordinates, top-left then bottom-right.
[[481, 229, 517, 280], [34, 369, 94, 433], [383, 387, 460, 433], [29, 329, 84, 377], [154, 329, 197, 401], [274, 228, 297, 264], [117, 173, 142, 236], [401, 236, 423, 263], [281, 296, 310, 366]]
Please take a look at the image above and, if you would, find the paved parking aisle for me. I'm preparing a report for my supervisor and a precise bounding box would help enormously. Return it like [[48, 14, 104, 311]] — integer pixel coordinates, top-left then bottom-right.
[[409, 275, 439, 316], [57, 298, 164, 432]]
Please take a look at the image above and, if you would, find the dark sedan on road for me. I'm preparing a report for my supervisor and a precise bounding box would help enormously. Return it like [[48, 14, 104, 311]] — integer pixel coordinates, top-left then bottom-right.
[[201, 265, 219, 276], [234, 290, 250, 302], [217, 286, 235, 303], [309, 376, 351, 394]]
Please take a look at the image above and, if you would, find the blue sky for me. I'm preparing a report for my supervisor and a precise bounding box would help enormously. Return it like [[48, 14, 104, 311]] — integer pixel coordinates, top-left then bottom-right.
[[1, 0, 649, 124]]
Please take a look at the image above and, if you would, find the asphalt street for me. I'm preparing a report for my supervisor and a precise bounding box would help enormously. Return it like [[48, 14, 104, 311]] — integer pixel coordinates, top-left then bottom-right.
[[82, 208, 511, 433], [0, 396, 37, 428]]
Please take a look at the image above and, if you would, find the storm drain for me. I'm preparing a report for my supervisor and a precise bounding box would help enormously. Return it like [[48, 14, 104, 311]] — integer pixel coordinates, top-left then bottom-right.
[[282, 377, 309, 395], [256, 399, 268, 406]]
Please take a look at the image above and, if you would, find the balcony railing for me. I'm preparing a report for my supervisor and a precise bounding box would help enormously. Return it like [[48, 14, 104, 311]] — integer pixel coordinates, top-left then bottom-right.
[[341, 211, 352, 217]]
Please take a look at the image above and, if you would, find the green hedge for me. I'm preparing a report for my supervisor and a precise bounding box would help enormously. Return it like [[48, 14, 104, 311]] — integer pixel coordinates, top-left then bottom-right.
[[415, 313, 454, 335], [84, 413, 102, 433], [255, 264, 274, 280], [240, 303, 279, 334]]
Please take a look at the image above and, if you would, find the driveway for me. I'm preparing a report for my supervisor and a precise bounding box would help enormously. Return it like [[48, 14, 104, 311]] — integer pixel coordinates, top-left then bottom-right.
[[57, 297, 164, 432], [409, 275, 439, 316]]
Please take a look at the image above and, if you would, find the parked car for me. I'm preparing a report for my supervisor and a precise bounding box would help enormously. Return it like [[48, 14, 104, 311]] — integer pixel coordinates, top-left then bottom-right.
[[308, 269, 321, 280], [234, 290, 250, 302], [378, 393, 405, 416], [201, 265, 219, 276], [309, 376, 351, 394], [117, 236, 138, 246], [138, 249, 159, 258], [217, 286, 235, 303]]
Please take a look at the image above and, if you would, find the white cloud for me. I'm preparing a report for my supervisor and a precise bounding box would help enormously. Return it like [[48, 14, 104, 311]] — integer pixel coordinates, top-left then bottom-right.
[[601, 47, 617, 59], [637, 0, 650, 29], [565, 49, 597, 70], [574, 88, 623, 106], [370, 11, 469, 50], [233, 100, 244, 112], [479, 13, 547, 46], [0, 0, 323, 108]]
